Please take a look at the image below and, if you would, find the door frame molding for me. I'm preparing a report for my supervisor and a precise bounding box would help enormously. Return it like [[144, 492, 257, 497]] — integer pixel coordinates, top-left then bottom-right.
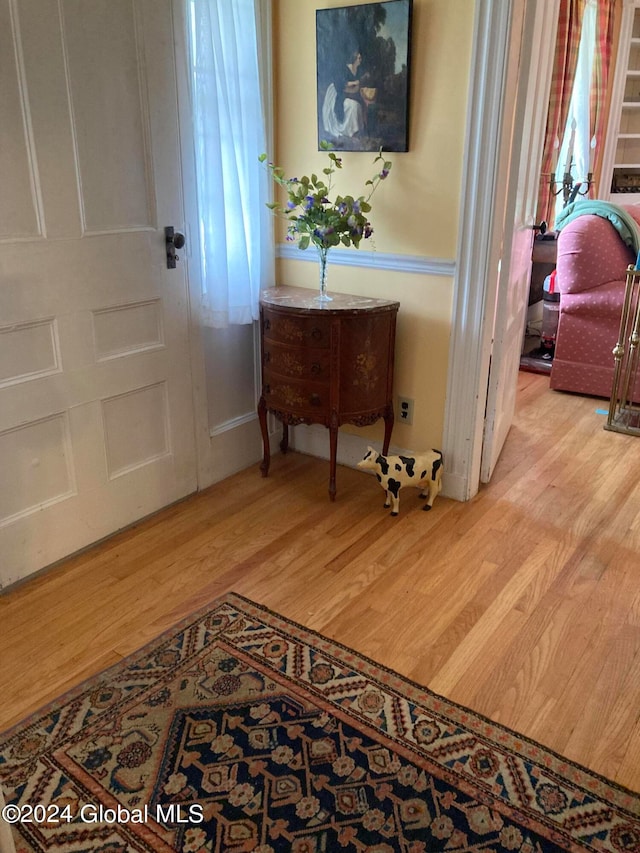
[[443, 0, 557, 501], [171, 0, 214, 490], [442, 0, 514, 502]]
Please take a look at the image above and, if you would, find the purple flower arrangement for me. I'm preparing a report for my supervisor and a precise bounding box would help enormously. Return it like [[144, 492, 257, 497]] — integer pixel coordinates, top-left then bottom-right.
[[260, 147, 392, 253]]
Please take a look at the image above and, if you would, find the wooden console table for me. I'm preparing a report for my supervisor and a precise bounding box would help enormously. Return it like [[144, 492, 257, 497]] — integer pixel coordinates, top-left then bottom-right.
[[257, 285, 399, 500]]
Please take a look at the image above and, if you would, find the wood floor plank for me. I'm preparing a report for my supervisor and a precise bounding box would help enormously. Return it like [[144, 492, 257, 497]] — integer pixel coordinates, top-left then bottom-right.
[[2, 373, 640, 792]]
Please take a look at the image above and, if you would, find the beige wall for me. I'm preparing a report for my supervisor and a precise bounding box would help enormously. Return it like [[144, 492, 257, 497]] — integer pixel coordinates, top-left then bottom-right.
[[273, 0, 475, 451]]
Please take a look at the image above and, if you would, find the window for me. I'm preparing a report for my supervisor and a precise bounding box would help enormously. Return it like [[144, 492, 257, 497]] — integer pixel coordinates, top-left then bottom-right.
[[553, 0, 597, 221]]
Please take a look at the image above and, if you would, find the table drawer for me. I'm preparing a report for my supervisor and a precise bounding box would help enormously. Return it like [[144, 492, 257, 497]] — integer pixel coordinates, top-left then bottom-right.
[[262, 374, 329, 414], [263, 342, 330, 383], [262, 309, 331, 348]]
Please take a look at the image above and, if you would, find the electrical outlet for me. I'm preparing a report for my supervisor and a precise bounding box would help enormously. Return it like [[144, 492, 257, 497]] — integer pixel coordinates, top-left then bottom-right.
[[397, 396, 414, 425]]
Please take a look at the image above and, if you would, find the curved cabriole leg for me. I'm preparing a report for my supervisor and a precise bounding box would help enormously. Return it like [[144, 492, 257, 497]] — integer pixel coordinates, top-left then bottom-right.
[[328, 413, 339, 501], [382, 404, 394, 455], [280, 422, 289, 454], [258, 396, 270, 477]]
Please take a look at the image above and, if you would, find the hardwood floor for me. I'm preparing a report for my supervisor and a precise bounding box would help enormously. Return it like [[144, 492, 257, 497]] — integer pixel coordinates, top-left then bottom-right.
[[2, 372, 640, 792]]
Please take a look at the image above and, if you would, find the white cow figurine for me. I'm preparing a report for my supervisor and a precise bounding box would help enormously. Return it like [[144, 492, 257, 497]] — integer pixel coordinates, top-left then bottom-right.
[[358, 446, 444, 516]]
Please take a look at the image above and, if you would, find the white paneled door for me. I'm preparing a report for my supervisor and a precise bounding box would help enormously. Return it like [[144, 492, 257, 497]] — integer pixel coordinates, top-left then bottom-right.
[[480, 0, 558, 482], [0, 0, 199, 587]]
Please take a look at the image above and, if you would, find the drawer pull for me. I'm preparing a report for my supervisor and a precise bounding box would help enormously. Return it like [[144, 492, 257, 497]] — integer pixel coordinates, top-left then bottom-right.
[[264, 318, 271, 331], [310, 393, 322, 406], [264, 351, 271, 363], [311, 327, 323, 341], [264, 384, 270, 394], [310, 362, 321, 375]]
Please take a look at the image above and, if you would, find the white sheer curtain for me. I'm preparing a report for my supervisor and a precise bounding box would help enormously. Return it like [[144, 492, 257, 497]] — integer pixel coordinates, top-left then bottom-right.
[[187, 0, 273, 328]]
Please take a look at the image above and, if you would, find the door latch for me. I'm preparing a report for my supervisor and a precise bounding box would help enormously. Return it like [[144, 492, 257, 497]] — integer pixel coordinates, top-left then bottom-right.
[[531, 220, 547, 235], [165, 226, 186, 269]]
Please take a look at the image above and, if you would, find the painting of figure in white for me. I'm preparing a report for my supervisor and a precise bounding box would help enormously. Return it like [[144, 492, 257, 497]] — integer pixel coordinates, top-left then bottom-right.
[[316, 0, 412, 152]]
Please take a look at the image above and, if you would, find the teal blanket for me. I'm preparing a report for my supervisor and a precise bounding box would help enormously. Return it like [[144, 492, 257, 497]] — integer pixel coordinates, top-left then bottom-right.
[[555, 200, 640, 252]]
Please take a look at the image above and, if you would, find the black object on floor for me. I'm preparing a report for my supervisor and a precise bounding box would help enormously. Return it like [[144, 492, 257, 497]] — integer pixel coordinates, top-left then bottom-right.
[[520, 343, 554, 375]]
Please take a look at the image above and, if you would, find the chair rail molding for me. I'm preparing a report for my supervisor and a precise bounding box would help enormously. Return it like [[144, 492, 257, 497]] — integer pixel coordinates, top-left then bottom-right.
[[276, 243, 455, 278]]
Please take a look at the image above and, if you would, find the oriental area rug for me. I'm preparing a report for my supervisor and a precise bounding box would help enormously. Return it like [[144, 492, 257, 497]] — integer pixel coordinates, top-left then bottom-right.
[[1, 594, 639, 853]]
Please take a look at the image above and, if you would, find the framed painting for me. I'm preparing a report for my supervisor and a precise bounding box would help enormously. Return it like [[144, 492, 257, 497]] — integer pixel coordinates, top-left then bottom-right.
[[316, 0, 413, 152]]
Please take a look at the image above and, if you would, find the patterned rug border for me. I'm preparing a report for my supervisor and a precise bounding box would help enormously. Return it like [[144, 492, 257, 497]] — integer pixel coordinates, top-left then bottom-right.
[[231, 595, 640, 811], [3, 590, 637, 812], [229, 596, 640, 798]]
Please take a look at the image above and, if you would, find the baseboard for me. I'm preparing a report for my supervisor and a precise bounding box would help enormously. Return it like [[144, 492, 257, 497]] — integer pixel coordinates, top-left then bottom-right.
[[209, 415, 270, 483], [208, 417, 463, 501], [289, 423, 458, 500]]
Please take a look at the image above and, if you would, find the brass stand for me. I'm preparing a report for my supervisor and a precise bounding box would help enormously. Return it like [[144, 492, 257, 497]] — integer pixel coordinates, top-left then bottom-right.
[[606, 264, 640, 435]]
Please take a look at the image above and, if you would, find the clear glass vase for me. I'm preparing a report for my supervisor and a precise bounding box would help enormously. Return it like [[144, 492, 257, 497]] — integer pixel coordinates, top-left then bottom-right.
[[316, 246, 332, 302]]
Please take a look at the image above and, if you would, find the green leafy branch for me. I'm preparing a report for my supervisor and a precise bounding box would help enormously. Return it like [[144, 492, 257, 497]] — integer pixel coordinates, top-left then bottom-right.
[[259, 145, 392, 251]]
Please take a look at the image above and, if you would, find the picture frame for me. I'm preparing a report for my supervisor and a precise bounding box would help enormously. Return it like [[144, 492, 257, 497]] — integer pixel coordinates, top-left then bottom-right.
[[316, 0, 413, 152]]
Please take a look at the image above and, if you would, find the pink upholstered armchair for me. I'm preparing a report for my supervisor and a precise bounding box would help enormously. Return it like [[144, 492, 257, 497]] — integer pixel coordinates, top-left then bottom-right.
[[550, 203, 640, 399]]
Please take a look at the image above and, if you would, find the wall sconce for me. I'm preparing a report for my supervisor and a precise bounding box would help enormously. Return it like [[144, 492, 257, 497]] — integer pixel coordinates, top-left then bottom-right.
[[550, 160, 593, 207]]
